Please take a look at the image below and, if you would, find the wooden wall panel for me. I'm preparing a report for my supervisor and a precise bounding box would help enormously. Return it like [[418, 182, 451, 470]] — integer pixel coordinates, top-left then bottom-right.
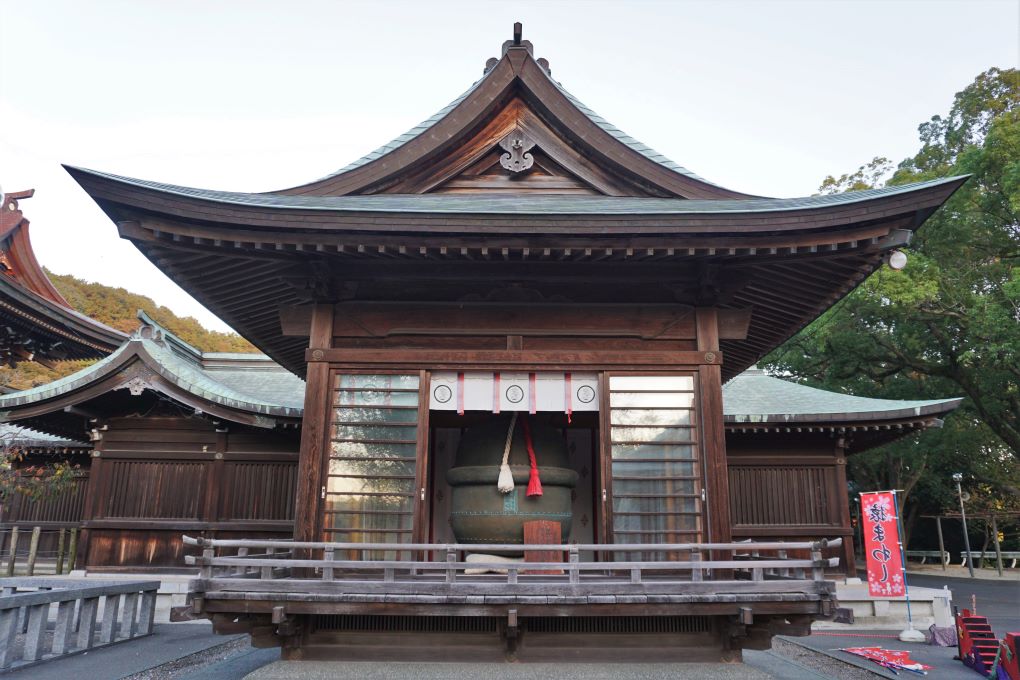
[[2, 475, 89, 524], [78, 415, 300, 569], [729, 465, 835, 527], [101, 460, 206, 519], [222, 462, 297, 521]]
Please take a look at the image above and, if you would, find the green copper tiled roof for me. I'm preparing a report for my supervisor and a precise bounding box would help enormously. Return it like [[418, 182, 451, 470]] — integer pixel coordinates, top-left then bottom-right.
[[723, 368, 961, 424], [0, 423, 89, 448], [0, 312, 304, 419], [66, 167, 967, 215]]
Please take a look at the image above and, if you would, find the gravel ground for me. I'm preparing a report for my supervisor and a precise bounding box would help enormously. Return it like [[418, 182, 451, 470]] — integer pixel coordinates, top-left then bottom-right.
[[771, 637, 887, 679], [121, 636, 254, 680]]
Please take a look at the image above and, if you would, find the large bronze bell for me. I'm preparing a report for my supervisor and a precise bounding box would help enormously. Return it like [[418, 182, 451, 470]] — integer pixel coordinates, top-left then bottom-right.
[[446, 414, 578, 545]]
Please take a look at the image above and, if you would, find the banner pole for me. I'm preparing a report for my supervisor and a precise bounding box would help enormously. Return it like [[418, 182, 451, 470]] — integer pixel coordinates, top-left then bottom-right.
[[893, 490, 924, 642]]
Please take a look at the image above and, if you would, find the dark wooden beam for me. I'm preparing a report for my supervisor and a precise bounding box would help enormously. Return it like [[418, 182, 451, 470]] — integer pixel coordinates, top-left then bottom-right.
[[293, 303, 334, 545]]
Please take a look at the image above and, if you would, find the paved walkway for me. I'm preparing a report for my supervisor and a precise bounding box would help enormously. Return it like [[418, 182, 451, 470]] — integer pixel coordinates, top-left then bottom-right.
[[244, 660, 791, 679], [907, 564, 1020, 581], [2, 623, 243, 680], [906, 571, 1019, 633], [789, 631, 973, 680]]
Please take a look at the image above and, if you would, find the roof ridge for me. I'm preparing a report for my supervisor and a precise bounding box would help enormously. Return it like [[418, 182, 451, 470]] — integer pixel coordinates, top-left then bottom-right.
[[274, 25, 744, 196], [134, 309, 203, 362]]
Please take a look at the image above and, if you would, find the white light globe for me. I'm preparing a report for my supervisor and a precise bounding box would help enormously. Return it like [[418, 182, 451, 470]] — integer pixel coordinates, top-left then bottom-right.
[[887, 250, 908, 270]]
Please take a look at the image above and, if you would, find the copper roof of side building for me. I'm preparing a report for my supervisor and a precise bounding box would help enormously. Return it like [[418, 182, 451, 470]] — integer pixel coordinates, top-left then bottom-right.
[[0, 311, 304, 439], [723, 367, 962, 452]]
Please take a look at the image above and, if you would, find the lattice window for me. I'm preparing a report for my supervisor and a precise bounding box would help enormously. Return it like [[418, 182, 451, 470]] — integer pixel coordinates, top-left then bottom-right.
[[325, 373, 421, 556], [607, 375, 702, 559]]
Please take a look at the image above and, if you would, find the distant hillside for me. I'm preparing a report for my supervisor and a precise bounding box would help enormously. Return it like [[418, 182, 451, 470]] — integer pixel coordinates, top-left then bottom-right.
[[47, 271, 256, 353], [0, 273, 256, 392]]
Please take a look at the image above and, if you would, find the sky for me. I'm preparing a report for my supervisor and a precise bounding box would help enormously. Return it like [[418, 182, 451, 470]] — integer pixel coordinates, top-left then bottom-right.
[[1, 0, 1017, 333]]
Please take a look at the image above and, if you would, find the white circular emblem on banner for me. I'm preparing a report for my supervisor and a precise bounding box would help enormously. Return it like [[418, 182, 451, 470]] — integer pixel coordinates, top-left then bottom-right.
[[576, 385, 596, 403], [433, 384, 453, 403], [505, 385, 525, 403]]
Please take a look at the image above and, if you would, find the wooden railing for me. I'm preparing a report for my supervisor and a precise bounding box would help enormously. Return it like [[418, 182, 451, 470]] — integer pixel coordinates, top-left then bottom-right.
[[0, 578, 159, 670], [185, 537, 840, 604]]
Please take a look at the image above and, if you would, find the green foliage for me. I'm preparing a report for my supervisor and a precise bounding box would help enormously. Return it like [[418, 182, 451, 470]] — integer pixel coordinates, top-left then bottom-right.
[[0, 429, 79, 501], [47, 271, 256, 353], [0, 272, 257, 391], [764, 68, 1020, 545]]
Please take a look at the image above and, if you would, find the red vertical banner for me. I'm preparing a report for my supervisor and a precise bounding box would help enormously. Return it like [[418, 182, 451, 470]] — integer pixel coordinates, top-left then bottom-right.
[[860, 491, 906, 597]]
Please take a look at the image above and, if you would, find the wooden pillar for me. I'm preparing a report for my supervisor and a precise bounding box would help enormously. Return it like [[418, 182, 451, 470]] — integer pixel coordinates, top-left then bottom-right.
[[833, 439, 856, 574], [201, 428, 228, 533], [77, 425, 106, 571], [293, 303, 335, 544], [695, 308, 731, 546]]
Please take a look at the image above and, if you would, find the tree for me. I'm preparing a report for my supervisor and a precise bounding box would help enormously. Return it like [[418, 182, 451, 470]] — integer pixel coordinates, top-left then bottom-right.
[[1, 428, 79, 503], [764, 68, 1020, 543]]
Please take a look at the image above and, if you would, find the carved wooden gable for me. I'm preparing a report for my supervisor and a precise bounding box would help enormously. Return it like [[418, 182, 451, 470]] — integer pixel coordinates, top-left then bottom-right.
[[376, 98, 658, 197], [281, 28, 751, 200]]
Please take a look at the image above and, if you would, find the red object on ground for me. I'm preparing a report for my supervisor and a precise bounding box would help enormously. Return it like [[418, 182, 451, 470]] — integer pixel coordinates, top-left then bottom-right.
[[1000, 632, 1020, 680], [521, 415, 543, 497], [841, 647, 932, 674], [956, 608, 1009, 677], [860, 491, 906, 597]]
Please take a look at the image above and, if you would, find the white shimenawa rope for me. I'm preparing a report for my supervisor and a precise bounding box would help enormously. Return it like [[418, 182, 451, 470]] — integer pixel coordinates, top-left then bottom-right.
[[497, 412, 518, 494]]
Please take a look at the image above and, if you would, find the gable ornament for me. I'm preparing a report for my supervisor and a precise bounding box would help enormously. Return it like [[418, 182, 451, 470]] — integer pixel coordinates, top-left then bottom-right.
[[498, 130, 535, 174]]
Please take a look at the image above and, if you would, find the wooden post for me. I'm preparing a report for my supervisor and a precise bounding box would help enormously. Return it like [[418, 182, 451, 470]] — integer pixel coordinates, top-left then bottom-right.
[[696, 308, 732, 554], [832, 442, 855, 574], [935, 516, 947, 572], [67, 527, 79, 572], [4, 527, 17, 577], [55, 527, 66, 575], [294, 303, 335, 547], [78, 438, 106, 571], [26, 526, 41, 576], [991, 516, 1003, 577], [202, 429, 228, 527]]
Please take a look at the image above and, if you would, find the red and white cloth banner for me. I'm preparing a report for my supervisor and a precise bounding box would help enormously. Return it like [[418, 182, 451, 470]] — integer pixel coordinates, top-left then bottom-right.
[[840, 647, 932, 674], [860, 491, 906, 597], [430, 371, 598, 414]]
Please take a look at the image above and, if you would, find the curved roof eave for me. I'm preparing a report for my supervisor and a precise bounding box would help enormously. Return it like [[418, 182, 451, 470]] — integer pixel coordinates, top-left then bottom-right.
[[0, 274, 127, 354], [63, 165, 968, 232], [722, 370, 964, 425], [0, 334, 304, 425]]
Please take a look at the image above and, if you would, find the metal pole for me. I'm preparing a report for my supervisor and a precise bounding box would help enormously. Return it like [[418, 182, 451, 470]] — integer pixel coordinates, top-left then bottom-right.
[[935, 516, 946, 572], [956, 478, 974, 578], [893, 491, 924, 642]]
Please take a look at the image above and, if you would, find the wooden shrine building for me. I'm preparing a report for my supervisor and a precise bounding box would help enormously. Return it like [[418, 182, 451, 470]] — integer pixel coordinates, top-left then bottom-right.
[[0, 313, 303, 569], [0, 189, 125, 367], [9, 25, 967, 659]]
